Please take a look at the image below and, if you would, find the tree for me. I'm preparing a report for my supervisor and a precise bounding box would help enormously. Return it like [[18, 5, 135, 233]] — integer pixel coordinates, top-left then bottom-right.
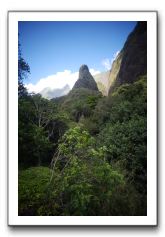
[[18, 40, 30, 97], [19, 100, 53, 167], [19, 93, 69, 167], [18, 41, 54, 167], [96, 76, 147, 215], [18, 167, 51, 215], [47, 126, 128, 216]]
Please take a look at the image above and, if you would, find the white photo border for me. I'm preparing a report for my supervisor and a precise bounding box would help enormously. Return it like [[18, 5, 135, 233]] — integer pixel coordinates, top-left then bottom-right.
[[8, 11, 157, 226]]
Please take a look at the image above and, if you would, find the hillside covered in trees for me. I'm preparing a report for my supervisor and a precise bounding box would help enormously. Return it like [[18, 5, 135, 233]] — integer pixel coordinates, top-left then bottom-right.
[[18, 22, 147, 216]]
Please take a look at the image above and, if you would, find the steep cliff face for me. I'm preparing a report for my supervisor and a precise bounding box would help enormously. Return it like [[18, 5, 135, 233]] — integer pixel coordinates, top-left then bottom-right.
[[117, 21, 147, 85], [73, 64, 98, 91], [108, 52, 123, 93], [108, 21, 147, 94]]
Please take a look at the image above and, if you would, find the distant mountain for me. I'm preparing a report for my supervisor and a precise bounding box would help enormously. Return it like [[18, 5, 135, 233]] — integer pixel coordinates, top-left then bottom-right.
[[93, 71, 110, 96], [73, 65, 98, 91], [40, 84, 70, 99]]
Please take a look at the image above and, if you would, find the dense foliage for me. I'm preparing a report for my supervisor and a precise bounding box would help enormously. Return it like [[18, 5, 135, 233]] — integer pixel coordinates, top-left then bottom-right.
[[19, 167, 51, 215], [18, 44, 147, 216]]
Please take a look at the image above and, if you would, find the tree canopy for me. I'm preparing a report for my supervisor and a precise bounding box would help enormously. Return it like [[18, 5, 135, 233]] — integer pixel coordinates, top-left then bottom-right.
[[18, 42, 147, 216]]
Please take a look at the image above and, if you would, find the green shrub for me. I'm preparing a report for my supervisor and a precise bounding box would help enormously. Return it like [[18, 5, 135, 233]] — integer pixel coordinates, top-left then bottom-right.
[[18, 167, 51, 215]]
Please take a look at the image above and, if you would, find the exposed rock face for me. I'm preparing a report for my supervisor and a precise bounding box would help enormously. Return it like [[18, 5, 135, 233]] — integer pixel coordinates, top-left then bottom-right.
[[108, 52, 123, 93], [117, 21, 147, 85], [73, 65, 98, 91], [108, 21, 147, 94]]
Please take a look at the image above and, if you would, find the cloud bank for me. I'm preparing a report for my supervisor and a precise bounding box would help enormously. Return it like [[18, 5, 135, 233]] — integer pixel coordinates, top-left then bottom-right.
[[26, 68, 100, 99]]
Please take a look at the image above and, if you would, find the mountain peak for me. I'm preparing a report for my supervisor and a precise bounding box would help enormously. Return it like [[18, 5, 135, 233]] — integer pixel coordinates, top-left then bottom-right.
[[73, 64, 98, 91], [79, 64, 89, 78]]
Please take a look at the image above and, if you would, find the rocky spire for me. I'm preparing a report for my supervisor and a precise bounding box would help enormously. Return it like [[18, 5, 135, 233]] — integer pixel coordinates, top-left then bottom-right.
[[73, 65, 98, 91]]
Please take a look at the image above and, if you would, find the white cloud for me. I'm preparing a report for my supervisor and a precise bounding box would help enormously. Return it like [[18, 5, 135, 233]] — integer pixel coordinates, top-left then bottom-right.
[[26, 70, 78, 94], [102, 58, 111, 70], [102, 50, 120, 71], [89, 68, 100, 76], [25, 68, 100, 98]]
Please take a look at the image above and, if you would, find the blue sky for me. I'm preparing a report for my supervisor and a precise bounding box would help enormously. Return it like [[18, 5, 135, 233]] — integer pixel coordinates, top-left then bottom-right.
[[18, 21, 136, 97]]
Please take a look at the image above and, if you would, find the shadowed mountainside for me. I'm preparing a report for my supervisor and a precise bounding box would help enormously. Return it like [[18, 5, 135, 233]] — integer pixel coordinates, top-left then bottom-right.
[[108, 21, 147, 94]]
